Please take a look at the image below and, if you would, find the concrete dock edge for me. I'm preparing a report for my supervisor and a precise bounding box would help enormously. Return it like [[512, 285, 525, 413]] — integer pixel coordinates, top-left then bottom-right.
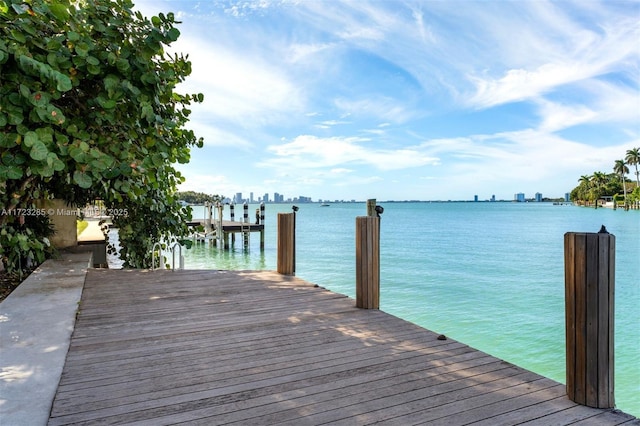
[[0, 250, 92, 426]]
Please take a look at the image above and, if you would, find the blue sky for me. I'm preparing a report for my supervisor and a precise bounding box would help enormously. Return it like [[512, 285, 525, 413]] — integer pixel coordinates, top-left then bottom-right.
[[135, 0, 639, 202]]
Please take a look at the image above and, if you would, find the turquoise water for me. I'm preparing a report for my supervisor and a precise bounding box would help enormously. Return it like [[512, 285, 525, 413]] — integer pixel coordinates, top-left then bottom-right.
[[178, 202, 639, 416]]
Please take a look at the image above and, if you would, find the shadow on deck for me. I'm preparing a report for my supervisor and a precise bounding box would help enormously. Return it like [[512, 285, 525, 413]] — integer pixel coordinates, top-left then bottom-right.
[[48, 269, 638, 425]]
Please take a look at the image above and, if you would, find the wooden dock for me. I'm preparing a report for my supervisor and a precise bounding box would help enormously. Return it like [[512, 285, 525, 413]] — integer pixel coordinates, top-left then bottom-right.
[[188, 220, 264, 249], [48, 269, 638, 425]]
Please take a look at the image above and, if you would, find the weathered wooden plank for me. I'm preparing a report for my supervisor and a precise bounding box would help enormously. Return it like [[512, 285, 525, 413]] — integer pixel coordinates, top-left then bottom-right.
[[571, 409, 639, 425], [54, 350, 496, 425], [585, 232, 599, 407], [519, 403, 628, 425], [598, 232, 615, 408], [467, 392, 576, 426], [575, 233, 588, 404], [54, 330, 465, 406], [48, 269, 636, 426], [565, 232, 576, 402], [122, 357, 509, 426], [426, 384, 568, 426]]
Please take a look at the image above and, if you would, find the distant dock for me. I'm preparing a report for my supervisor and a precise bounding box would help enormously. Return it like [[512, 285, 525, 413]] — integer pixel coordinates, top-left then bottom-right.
[[188, 202, 266, 249]]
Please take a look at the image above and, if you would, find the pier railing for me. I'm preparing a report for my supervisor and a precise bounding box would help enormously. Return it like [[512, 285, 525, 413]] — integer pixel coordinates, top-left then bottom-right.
[[150, 238, 185, 270]]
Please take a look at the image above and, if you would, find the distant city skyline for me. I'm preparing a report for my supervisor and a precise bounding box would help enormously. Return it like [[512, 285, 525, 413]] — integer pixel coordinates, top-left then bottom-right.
[[219, 190, 567, 204]]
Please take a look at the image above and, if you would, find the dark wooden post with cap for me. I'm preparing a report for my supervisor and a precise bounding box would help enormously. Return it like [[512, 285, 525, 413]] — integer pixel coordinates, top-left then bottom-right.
[[356, 199, 382, 309], [564, 225, 615, 408], [277, 208, 297, 275]]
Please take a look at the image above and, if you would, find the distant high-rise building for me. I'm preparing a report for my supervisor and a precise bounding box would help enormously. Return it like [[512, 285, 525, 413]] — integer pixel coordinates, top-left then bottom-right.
[[249, 192, 254, 203], [235, 192, 243, 203], [491, 195, 496, 202], [565, 193, 570, 202], [263, 193, 269, 203], [535, 192, 542, 202], [474, 195, 479, 202], [515, 193, 525, 202]]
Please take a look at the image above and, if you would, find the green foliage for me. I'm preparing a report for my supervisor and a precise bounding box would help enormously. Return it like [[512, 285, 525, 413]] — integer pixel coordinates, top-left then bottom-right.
[[1, 0, 204, 270], [570, 148, 639, 208], [0, 214, 55, 274], [629, 186, 640, 204], [176, 191, 224, 205]]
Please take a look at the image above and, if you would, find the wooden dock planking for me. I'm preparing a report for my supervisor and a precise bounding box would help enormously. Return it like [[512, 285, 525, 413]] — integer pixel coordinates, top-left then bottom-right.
[[48, 269, 638, 425]]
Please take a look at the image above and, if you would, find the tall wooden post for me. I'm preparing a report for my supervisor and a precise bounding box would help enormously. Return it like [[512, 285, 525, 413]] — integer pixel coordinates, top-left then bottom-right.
[[366, 198, 377, 217], [355, 215, 380, 309], [230, 202, 236, 245], [277, 212, 295, 275], [216, 203, 225, 249], [260, 202, 265, 250], [564, 226, 615, 408], [243, 202, 249, 248]]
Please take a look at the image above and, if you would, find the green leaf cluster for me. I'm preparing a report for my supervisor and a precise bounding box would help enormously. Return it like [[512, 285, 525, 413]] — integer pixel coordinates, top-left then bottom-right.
[[176, 191, 225, 205], [1, 0, 204, 271], [0, 215, 55, 275]]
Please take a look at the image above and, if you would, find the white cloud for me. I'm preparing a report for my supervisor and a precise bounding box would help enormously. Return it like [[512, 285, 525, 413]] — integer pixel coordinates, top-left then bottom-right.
[[136, 0, 638, 201], [464, 9, 639, 108], [187, 121, 254, 149], [314, 119, 351, 129], [262, 135, 439, 171], [287, 42, 336, 63], [171, 36, 304, 125], [334, 97, 415, 123], [535, 79, 640, 133], [416, 128, 637, 198], [536, 99, 597, 133], [177, 173, 232, 195]]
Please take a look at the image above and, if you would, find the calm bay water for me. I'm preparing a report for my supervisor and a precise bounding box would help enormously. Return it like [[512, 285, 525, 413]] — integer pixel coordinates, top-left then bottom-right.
[[121, 202, 640, 416]]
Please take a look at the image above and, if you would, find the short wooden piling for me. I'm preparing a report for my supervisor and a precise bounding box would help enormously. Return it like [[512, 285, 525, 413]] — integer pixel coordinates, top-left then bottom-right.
[[277, 212, 295, 275], [564, 228, 615, 409], [260, 203, 265, 249], [355, 216, 380, 309]]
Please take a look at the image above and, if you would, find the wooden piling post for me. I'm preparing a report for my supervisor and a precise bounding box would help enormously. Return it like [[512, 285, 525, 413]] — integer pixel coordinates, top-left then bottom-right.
[[230, 202, 236, 245], [355, 215, 380, 309], [277, 212, 295, 275], [564, 227, 615, 408], [243, 202, 249, 248], [216, 202, 223, 248], [260, 202, 265, 250], [366, 198, 377, 217]]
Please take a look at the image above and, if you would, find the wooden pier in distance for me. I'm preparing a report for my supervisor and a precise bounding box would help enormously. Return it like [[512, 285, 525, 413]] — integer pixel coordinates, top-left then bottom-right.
[[188, 219, 264, 249], [188, 202, 266, 249], [48, 269, 638, 425]]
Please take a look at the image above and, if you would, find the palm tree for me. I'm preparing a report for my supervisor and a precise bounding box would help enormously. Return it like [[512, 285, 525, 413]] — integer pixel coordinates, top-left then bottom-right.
[[590, 171, 608, 208], [576, 175, 592, 205], [626, 147, 640, 187], [614, 160, 629, 208], [579, 174, 591, 185]]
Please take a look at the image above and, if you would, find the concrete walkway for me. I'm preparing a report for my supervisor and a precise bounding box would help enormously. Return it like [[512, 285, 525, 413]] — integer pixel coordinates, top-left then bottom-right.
[[0, 250, 92, 426]]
